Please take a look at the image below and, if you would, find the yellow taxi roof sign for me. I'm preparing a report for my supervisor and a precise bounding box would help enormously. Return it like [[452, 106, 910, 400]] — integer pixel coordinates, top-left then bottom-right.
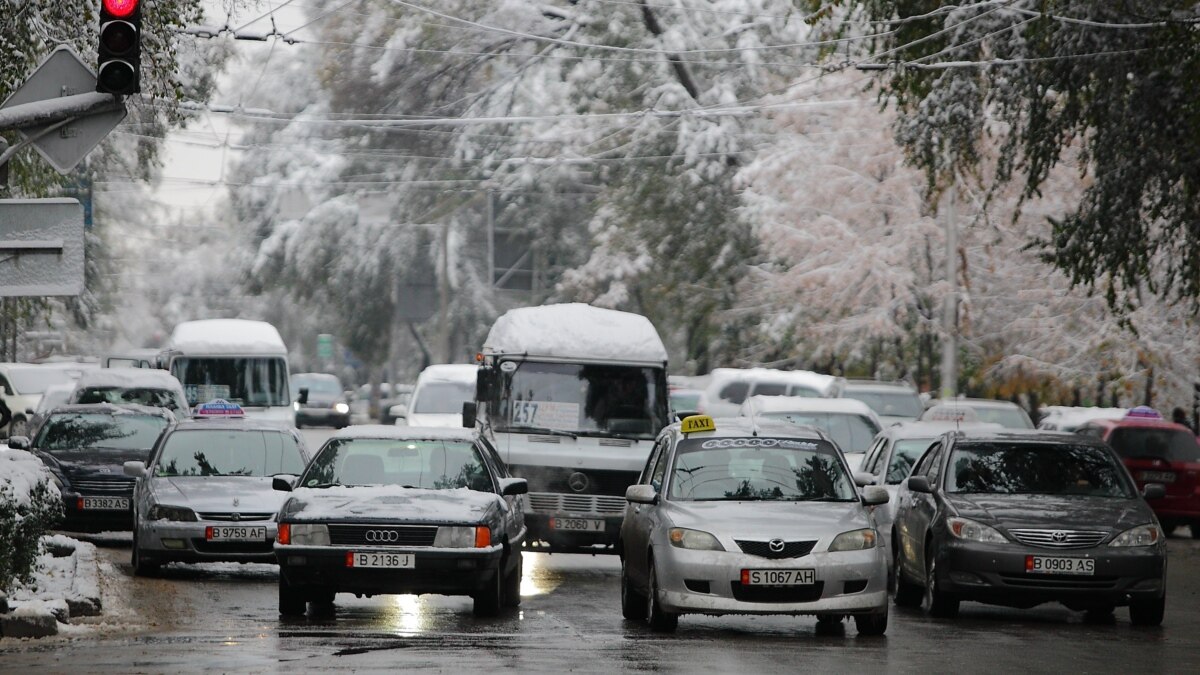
[[681, 415, 716, 434]]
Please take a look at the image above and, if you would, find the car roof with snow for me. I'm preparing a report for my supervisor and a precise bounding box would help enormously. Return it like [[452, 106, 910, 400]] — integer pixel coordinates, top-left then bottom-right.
[[416, 364, 479, 383], [170, 417, 298, 432], [1037, 406, 1128, 430], [483, 303, 668, 365], [72, 367, 185, 392], [877, 420, 1004, 440], [741, 395, 880, 420], [167, 319, 287, 355], [328, 425, 477, 443], [668, 416, 828, 442], [709, 367, 841, 389], [44, 402, 176, 419]]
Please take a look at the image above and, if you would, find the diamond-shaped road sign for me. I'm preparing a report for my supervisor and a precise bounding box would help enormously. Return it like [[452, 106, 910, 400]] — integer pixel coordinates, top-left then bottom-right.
[[0, 46, 126, 173]]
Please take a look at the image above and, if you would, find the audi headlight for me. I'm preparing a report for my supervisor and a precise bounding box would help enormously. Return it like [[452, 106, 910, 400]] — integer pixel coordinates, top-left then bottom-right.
[[829, 528, 877, 552], [148, 505, 198, 522], [1109, 524, 1160, 547], [946, 517, 1007, 544], [334, 403, 350, 414], [668, 528, 725, 551], [434, 526, 491, 548], [285, 523, 330, 546]]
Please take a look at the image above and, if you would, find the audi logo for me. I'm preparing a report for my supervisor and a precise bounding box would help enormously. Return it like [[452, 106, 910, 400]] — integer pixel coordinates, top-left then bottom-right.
[[768, 538, 786, 553], [365, 529, 400, 543]]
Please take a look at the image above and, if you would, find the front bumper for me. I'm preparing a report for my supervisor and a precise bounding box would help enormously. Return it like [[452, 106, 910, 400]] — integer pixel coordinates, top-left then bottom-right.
[[276, 545, 505, 596], [654, 545, 888, 616], [935, 540, 1166, 608], [138, 520, 278, 564]]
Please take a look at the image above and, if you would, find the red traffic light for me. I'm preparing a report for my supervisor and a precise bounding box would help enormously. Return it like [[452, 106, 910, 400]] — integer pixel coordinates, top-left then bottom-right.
[[102, 0, 139, 18]]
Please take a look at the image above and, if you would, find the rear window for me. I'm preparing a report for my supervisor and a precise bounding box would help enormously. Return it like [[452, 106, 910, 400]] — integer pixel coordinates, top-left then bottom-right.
[[752, 382, 788, 397], [1108, 428, 1200, 463]]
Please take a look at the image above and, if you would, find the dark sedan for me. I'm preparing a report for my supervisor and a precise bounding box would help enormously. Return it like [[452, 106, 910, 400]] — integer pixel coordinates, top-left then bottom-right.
[[892, 430, 1166, 625], [7, 404, 173, 532], [273, 426, 527, 617]]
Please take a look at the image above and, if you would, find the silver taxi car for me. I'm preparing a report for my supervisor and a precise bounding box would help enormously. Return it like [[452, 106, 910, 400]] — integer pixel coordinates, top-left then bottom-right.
[[619, 415, 890, 634]]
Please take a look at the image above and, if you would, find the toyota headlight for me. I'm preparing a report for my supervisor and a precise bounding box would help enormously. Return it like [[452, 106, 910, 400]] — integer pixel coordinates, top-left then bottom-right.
[[829, 528, 877, 552], [334, 403, 350, 414], [946, 517, 1007, 544], [148, 505, 198, 522], [1109, 524, 1160, 547], [286, 523, 330, 546], [668, 528, 725, 551]]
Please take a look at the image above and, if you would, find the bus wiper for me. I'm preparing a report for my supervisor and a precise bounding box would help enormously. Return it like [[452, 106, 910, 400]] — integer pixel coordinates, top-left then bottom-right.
[[508, 426, 578, 439], [591, 430, 650, 441]]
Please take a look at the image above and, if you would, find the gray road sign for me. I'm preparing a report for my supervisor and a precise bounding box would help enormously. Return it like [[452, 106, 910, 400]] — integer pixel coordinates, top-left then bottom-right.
[[0, 46, 126, 173], [0, 198, 86, 297]]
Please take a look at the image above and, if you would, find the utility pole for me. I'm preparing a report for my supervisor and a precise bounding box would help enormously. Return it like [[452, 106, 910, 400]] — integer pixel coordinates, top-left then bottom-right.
[[940, 183, 958, 399], [437, 219, 451, 362]]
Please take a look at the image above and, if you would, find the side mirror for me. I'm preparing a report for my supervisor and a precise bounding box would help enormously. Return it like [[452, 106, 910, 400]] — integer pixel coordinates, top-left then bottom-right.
[[907, 475, 933, 494], [123, 460, 148, 478], [25, 408, 35, 415], [861, 485, 890, 506], [853, 472, 876, 487], [462, 401, 477, 429], [1142, 483, 1166, 500], [6, 435, 30, 450], [297, 387, 309, 405], [273, 476, 296, 492], [476, 366, 497, 402], [499, 477, 527, 496], [625, 484, 659, 505]]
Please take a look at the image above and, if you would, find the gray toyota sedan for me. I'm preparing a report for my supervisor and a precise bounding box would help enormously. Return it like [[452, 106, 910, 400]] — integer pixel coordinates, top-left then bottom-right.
[[619, 415, 890, 634], [893, 429, 1167, 625]]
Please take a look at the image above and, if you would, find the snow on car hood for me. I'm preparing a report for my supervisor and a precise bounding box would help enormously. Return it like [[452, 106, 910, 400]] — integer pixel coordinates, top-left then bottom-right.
[[155, 476, 290, 514], [283, 485, 503, 524], [665, 499, 870, 543]]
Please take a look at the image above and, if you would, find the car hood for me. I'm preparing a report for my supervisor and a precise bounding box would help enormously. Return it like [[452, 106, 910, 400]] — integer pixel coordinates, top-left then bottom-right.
[[665, 499, 870, 542], [282, 485, 502, 525], [405, 413, 463, 428], [152, 476, 288, 514], [947, 493, 1154, 532]]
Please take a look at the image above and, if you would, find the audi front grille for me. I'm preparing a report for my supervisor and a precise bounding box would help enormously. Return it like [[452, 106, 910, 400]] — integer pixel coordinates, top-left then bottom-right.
[[327, 524, 438, 547]]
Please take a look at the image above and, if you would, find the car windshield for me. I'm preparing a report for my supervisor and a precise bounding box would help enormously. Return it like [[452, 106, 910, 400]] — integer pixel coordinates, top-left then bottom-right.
[[171, 357, 290, 407], [7, 368, 80, 395], [759, 411, 880, 453], [1107, 428, 1200, 463], [668, 437, 857, 502], [35, 413, 168, 452], [75, 387, 183, 410], [413, 381, 474, 414], [494, 361, 668, 439], [154, 429, 305, 477], [292, 376, 342, 395], [887, 438, 936, 484], [844, 390, 923, 419], [946, 442, 1134, 498], [300, 438, 493, 491]]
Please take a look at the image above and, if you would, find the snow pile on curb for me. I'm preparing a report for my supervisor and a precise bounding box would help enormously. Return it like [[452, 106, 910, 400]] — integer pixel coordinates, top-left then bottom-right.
[[0, 449, 63, 591], [1, 536, 103, 640]]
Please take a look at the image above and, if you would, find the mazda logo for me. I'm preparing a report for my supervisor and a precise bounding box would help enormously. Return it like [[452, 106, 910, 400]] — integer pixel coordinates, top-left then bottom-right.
[[568, 472, 590, 493], [1051, 531, 1068, 543], [768, 538, 786, 553], [365, 529, 400, 543]]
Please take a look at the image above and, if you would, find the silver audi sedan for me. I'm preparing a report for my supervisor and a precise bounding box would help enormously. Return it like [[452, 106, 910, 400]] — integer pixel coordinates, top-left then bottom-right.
[[124, 416, 309, 575], [619, 416, 890, 634]]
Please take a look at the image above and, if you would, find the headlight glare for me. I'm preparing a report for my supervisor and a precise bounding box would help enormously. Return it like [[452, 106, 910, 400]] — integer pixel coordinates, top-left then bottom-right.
[[829, 528, 877, 551], [434, 526, 476, 548], [148, 505, 198, 522], [668, 528, 725, 551], [289, 523, 330, 546], [946, 517, 1007, 543], [292, 401, 300, 411], [1109, 524, 1160, 547], [334, 403, 350, 414]]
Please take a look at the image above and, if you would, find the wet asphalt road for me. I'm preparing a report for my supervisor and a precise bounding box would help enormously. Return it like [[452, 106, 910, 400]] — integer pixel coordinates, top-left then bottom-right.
[[3, 429, 1200, 673]]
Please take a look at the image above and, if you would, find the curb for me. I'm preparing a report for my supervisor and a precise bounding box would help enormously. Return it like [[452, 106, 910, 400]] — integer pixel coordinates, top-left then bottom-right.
[[66, 541, 102, 618], [0, 537, 102, 640]]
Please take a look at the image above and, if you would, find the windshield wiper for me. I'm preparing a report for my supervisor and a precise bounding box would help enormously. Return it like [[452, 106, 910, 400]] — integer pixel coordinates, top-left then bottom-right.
[[507, 425, 578, 439], [590, 430, 651, 441]]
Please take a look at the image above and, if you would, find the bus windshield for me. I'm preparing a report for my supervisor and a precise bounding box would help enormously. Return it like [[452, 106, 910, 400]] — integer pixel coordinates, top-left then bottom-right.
[[171, 357, 290, 407]]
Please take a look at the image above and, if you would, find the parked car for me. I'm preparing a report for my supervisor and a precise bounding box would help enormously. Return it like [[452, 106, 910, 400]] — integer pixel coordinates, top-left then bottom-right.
[[619, 415, 890, 634], [841, 380, 923, 426], [740, 395, 883, 470], [921, 398, 1034, 429], [68, 367, 189, 418], [291, 372, 351, 428], [8, 404, 173, 532], [698, 368, 845, 418], [1076, 406, 1200, 538], [125, 407, 309, 575], [22, 382, 77, 439], [273, 426, 527, 616], [394, 364, 477, 427], [892, 429, 1166, 625], [1037, 406, 1128, 432], [0, 362, 93, 437]]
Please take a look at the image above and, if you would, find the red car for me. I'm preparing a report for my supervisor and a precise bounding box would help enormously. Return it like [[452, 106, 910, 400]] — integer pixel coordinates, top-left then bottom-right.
[[1078, 407, 1200, 537]]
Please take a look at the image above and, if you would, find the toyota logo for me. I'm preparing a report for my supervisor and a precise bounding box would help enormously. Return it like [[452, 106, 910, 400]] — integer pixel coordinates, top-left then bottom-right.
[[365, 529, 400, 543], [1051, 531, 1068, 543], [768, 538, 786, 553], [568, 472, 590, 493]]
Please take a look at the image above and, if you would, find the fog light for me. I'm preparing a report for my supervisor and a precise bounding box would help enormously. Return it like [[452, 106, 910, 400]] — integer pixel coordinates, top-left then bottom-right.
[[287, 556, 307, 566], [949, 571, 983, 584], [162, 539, 187, 550], [457, 559, 477, 570]]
